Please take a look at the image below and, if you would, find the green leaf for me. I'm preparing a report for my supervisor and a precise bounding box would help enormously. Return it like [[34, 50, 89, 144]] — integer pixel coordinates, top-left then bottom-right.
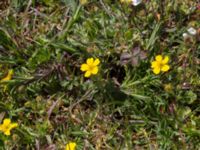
[[146, 22, 162, 51], [0, 28, 17, 51], [177, 106, 191, 121], [28, 48, 51, 68]]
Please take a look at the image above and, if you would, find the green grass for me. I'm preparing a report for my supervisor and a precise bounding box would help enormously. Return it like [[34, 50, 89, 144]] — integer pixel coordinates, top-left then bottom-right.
[[0, 0, 200, 149]]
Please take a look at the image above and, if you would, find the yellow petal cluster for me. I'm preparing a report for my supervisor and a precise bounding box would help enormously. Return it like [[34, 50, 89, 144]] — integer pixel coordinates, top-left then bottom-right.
[[0, 118, 18, 136], [80, 58, 100, 78], [151, 55, 170, 74], [65, 142, 76, 150]]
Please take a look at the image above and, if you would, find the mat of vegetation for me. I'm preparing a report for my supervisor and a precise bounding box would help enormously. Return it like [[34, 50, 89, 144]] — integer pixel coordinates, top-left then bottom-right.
[[0, 0, 200, 149]]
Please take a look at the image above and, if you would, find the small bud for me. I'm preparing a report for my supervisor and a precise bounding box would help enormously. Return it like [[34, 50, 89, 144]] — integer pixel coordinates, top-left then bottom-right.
[[182, 82, 191, 90], [156, 13, 161, 21]]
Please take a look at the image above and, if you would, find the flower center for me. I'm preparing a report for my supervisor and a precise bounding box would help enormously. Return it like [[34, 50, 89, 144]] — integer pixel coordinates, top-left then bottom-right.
[[3, 125, 10, 131], [157, 61, 164, 68], [88, 65, 95, 71]]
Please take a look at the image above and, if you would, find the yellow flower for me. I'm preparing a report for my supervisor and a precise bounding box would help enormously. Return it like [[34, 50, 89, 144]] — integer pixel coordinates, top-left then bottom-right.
[[151, 55, 170, 74], [65, 142, 76, 150], [0, 69, 14, 91], [164, 83, 172, 92], [1, 69, 14, 82], [120, 0, 132, 3], [80, 0, 87, 5], [80, 58, 100, 78], [0, 118, 18, 136]]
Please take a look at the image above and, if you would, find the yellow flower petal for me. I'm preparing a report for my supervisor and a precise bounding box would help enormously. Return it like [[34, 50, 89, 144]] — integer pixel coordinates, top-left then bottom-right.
[[3, 118, 11, 126], [91, 67, 98, 75], [84, 71, 91, 78], [153, 67, 161, 74], [65, 142, 76, 150], [162, 56, 169, 64], [161, 65, 170, 72], [86, 58, 94, 66], [120, 0, 132, 3], [155, 55, 163, 62], [151, 61, 159, 68], [80, 64, 89, 71], [1, 70, 14, 82], [8, 69, 14, 76], [4, 130, 11, 136], [0, 125, 3, 131], [93, 59, 100, 66], [10, 123, 18, 129]]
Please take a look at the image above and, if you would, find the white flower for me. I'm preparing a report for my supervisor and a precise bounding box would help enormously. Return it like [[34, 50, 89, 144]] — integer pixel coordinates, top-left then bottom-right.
[[187, 27, 197, 35], [132, 0, 142, 6]]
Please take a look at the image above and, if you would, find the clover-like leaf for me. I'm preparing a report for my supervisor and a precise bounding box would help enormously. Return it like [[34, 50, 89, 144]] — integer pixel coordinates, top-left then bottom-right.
[[120, 46, 147, 66]]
